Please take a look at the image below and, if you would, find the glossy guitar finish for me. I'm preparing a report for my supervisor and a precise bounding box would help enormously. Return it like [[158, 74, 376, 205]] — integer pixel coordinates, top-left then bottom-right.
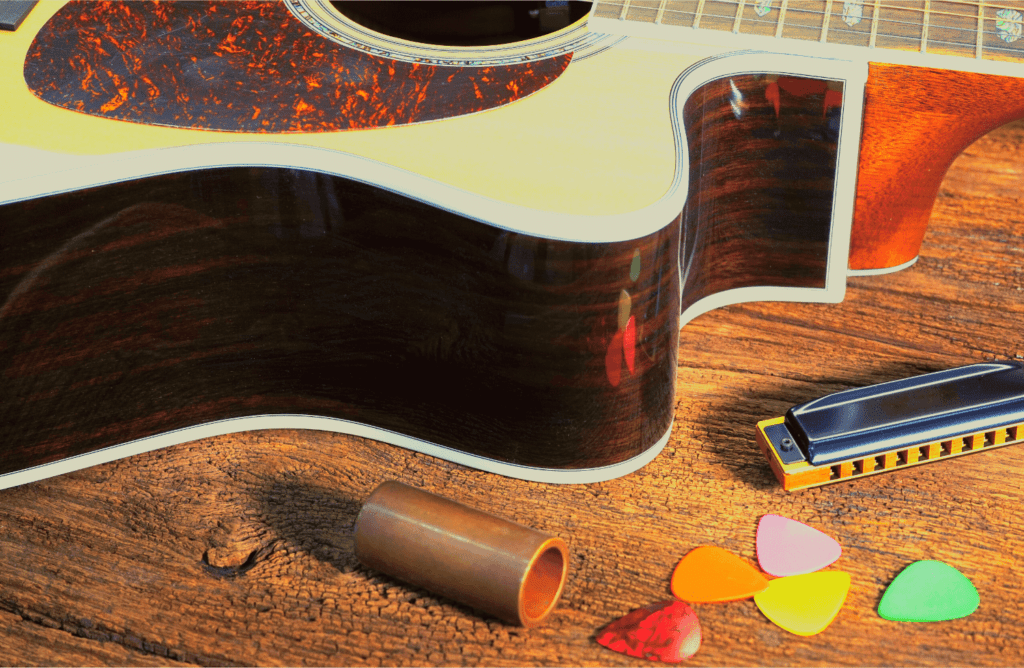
[[849, 63, 1024, 270], [0, 1, 1020, 486], [679, 73, 840, 314], [0, 168, 680, 481]]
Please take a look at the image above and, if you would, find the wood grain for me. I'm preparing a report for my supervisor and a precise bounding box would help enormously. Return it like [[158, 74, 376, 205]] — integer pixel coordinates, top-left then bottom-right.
[[0, 168, 679, 476], [2, 119, 1024, 666], [680, 73, 838, 313], [849, 63, 1024, 271]]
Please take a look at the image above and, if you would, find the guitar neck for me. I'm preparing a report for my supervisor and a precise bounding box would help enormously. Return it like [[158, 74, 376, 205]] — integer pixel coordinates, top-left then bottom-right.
[[592, 0, 1024, 65]]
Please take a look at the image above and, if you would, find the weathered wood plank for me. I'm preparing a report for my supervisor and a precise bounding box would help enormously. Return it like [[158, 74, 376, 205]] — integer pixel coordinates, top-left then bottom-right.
[[2, 119, 1023, 666]]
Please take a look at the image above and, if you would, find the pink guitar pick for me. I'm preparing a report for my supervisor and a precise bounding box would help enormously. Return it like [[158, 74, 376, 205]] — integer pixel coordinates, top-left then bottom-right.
[[756, 514, 841, 577]]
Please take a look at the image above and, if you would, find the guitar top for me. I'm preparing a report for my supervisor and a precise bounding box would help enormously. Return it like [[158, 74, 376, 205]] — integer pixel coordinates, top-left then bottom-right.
[[1, 0, 675, 220]]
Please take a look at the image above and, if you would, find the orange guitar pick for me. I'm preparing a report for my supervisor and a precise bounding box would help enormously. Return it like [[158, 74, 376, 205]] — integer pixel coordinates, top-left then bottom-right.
[[671, 546, 770, 603]]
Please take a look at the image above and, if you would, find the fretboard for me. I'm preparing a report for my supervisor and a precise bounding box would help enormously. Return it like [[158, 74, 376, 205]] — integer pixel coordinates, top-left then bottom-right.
[[591, 1, 1024, 63]]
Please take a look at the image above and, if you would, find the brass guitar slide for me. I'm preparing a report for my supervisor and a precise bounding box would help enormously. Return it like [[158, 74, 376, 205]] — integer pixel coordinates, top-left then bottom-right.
[[756, 362, 1024, 491]]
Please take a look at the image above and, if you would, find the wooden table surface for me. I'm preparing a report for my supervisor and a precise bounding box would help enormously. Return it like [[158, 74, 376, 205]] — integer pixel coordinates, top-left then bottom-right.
[[3, 120, 1024, 667]]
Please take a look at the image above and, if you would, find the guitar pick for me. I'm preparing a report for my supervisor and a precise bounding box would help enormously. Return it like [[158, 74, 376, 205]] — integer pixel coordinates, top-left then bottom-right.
[[756, 514, 842, 576], [753, 571, 851, 636], [671, 546, 769, 603], [596, 600, 701, 663], [878, 560, 980, 622]]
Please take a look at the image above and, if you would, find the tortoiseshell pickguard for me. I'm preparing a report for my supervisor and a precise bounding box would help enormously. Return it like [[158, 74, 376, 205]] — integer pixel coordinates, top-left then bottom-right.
[[24, 1, 572, 133]]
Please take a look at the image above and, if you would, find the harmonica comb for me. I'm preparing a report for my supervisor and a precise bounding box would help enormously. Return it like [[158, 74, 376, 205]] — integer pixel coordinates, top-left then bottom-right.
[[756, 362, 1024, 491]]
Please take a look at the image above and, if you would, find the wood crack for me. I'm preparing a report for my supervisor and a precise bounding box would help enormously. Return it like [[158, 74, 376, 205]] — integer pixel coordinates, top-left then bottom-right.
[[0, 598, 233, 666]]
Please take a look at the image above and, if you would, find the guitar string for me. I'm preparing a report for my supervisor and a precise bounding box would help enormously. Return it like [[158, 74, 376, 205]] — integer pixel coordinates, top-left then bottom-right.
[[626, 0, 1024, 18], [615, 2, 1024, 46], [638, 3, 1019, 31], [716, 7, 1009, 40]]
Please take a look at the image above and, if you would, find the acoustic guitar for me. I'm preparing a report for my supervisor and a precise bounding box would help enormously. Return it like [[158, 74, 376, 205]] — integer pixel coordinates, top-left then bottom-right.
[[1, 0, 1022, 489]]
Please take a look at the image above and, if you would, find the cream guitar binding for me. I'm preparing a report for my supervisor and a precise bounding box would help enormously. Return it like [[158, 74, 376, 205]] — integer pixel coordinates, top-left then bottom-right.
[[0, 1, 1021, 488]]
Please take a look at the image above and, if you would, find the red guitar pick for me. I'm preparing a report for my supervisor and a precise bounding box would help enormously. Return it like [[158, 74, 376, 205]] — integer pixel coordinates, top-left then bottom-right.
[[596, 600, 702, 663]]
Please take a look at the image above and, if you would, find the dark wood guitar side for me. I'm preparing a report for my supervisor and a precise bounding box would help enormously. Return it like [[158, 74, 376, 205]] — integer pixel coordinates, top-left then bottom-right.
[[679, 73, 839, 312], [0, 168, 680, 480]]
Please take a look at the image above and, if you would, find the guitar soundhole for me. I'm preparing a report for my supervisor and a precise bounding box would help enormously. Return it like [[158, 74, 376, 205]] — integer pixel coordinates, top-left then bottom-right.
[[331, 1, 591, 46]]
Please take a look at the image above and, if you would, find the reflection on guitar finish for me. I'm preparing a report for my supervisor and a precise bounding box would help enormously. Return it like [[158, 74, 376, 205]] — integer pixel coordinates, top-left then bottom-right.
[[680, 74, 841, 317]]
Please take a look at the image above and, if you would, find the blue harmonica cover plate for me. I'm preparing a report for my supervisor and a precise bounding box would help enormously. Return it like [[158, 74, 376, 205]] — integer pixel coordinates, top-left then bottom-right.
[[785, 362, 1024, 465]]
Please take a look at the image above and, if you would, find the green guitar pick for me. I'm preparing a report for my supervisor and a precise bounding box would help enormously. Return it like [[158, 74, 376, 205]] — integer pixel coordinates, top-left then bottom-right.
[[878, 560, 979, 622]]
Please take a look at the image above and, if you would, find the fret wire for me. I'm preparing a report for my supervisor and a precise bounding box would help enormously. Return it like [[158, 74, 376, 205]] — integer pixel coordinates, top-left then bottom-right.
[[623, 1, 1024, 47], [775, 0, 789, 39], [831, 30, 987, 48], [977, 2, 985, 58], [870, 19, 1018, 41], [694, 0, 707, 29], [921, 0, 931, 53], [872, 0, 1024, 28], [840, 9, 1012, 39], [870, 0, 882, 48], [618, 0, 631, 21], [644, 1, 1005, 28], [820, 0, 833, 43], [654, 0, 667, 25], [818, 19, 1019, 52], [732, 0, 746, 34]]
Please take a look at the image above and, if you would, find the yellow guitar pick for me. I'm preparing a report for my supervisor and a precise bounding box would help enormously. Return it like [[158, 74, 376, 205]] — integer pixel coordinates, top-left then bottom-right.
[[753, 571, 850, 636]]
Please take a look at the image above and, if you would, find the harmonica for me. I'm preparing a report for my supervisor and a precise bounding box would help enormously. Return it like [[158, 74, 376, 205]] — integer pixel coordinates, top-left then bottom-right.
[[756, 362, 1024, 491]]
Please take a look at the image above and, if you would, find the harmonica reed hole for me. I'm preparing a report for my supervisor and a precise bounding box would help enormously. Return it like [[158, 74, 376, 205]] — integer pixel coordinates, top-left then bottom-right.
[[940, 440, 953, 456], [852, 459, 864, 475], [896, 450, 909, 466], [984, 431, 996, 446], [874, 455, 885, 470], [829, 465, 841, 480]]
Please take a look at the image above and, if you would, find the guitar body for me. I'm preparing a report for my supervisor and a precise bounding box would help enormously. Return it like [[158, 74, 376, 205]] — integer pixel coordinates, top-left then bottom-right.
[[0, 0, 1021, 487]]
